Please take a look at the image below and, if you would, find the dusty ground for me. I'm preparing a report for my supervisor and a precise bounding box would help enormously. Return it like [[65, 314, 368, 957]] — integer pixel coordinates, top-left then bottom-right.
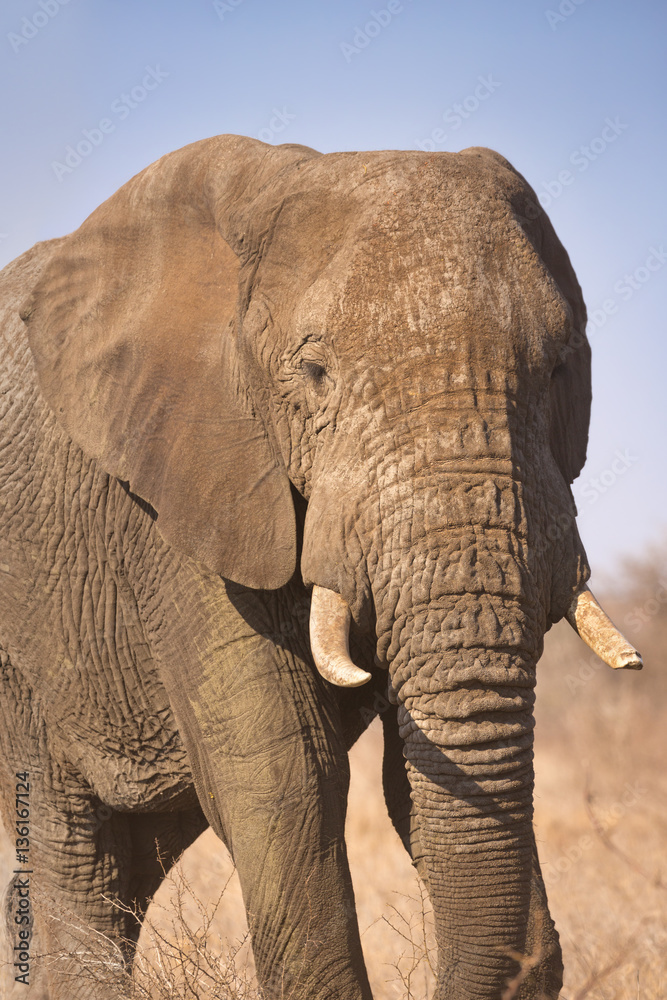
[[2, 547, 666, 998]]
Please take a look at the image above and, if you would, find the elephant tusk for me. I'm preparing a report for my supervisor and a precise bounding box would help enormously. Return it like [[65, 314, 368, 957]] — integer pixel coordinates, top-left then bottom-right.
[[309, 586, 373, 687], [566, 585, 643, 670]]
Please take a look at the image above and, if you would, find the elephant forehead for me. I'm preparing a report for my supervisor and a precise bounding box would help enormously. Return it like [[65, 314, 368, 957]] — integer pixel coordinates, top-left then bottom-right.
[[287, 246, 567, 392], [287, 274, 559, 401], [338, 216, 566, 363], [260, 149, 573, 376]]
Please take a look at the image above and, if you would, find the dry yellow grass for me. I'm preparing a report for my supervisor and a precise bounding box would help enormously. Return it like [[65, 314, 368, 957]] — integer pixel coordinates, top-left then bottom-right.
[[2, 545, 665, 998]]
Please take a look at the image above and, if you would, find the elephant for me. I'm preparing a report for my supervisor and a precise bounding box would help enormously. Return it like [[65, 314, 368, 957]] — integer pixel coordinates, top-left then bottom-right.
[[0, 134, 642, 1000]]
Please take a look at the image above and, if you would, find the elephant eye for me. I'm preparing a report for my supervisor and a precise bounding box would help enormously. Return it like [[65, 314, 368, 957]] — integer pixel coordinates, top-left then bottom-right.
[[301, 360, 327, 385]]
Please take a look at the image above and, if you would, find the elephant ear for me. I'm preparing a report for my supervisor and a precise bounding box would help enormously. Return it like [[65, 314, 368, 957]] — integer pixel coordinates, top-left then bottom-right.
[[21, 135, 315, 588], [549, 330, 591, 484], [541, 227, 591, 486]]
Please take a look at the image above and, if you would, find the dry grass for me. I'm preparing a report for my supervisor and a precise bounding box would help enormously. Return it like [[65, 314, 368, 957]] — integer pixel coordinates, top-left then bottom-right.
[[0, 869, 258, 1000], [2, 543, 666, 998], [114, 869, 257, 999]]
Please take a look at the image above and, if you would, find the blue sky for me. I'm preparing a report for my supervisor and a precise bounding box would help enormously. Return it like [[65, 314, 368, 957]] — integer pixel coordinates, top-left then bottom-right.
[[1, 0, 665, 579]]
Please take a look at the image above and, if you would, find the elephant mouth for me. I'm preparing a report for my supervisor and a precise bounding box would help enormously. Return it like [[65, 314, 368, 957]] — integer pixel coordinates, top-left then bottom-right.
[[309, 582, 642, 687]]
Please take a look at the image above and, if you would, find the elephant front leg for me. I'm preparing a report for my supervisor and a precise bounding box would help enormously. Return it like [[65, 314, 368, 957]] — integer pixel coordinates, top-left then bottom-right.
[[156, 586, 372, 1000], [220, 714, 370, 1000]]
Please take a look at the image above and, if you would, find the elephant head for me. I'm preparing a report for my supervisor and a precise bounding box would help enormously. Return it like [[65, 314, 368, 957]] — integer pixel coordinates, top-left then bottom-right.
[[22, 135, 641, 998]]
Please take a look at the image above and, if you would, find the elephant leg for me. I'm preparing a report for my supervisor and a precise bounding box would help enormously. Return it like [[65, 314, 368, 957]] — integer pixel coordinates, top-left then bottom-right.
[[0, 655, 131, 997], [190, 658, 370, 1000], [154, 582, 373, 1000], [0, 759, 131, 999], [31, 802, 207, 999], [0, 760, 51, 999]]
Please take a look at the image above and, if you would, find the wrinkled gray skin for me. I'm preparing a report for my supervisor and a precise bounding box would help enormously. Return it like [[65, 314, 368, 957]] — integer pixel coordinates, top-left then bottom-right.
[[0, 136, 593, 999]]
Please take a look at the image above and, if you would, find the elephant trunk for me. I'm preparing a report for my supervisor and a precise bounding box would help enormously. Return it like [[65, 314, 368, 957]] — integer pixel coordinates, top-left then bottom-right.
[[389, 583, 548, 999], [302, 420, 594, 994]]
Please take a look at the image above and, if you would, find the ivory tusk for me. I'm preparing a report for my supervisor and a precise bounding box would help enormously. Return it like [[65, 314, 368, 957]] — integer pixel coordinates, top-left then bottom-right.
[[309, 586, 372, 687], [566, 585, 643, 670]]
